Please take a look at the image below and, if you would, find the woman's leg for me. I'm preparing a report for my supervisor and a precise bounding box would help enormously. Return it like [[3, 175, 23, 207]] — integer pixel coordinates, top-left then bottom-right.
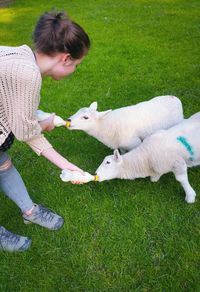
[[0, 152, 34, 213], [0, 151, 64, 230]]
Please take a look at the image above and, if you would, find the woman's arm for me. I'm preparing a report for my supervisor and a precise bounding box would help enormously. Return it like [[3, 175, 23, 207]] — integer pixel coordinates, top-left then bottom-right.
[[41, 147, 84, 173]]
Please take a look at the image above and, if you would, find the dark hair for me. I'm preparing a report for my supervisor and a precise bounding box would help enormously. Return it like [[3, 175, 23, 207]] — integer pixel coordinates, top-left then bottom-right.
[[33, 11, 90, 59]]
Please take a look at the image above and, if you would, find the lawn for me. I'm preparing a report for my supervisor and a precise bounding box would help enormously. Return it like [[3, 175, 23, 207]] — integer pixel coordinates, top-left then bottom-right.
[[0, 0, 200, 291]]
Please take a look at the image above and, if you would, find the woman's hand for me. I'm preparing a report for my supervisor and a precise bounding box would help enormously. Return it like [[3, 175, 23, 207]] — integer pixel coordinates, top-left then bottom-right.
[[65, 162, 84, 174], [66, 163, 85, 184], [41, 147, 85, 184], [62, 163, 85, 185], [39, 114, 55, 132]]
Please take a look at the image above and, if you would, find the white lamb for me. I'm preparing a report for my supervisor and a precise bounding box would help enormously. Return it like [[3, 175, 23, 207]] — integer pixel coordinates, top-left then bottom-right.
[[95, 112, 200, 203], [67, 95, 183, 152]]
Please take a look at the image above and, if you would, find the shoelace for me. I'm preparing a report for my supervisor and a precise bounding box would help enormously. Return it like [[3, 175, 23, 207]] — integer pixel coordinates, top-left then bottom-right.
[[36, 206, 54, 223], [0, 228, 20, 247]]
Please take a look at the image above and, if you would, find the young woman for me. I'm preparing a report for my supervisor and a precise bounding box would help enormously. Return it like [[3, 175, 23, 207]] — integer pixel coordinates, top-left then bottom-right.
[[0, 11, 90, 252]]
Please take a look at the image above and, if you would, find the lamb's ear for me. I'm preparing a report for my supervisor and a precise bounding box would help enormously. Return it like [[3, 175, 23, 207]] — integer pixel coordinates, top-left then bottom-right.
[[97, 109, 112, 119], [89, 101, 98, 111], [114, 149, 122, 162]]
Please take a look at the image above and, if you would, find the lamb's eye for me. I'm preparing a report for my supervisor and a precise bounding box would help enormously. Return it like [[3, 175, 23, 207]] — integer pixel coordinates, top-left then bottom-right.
[[106, 161, 111, 164], [82, 116, 89, 120]]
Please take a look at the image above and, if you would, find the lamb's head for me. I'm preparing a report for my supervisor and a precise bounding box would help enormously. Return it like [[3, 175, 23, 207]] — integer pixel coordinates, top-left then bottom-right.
[[95, 149, 123, 181], [67, 101, 112, 131]]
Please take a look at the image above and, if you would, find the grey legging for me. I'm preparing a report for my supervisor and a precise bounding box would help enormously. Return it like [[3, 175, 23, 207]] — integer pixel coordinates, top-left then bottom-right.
[[0, 151, 34, 213]]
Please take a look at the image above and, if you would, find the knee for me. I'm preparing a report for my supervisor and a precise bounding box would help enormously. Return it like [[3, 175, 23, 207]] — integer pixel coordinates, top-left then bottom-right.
[[172, 158, 187, 175], [0, 159, 12, 171]]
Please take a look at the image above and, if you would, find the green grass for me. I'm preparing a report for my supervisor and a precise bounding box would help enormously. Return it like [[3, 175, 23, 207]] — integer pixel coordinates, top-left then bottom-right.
[[0, 0, 200, 290]]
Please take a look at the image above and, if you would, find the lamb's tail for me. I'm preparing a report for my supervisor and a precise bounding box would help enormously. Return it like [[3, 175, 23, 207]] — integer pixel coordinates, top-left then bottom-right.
[[166, 95, 184, 121], [189, 112, 200, 121]]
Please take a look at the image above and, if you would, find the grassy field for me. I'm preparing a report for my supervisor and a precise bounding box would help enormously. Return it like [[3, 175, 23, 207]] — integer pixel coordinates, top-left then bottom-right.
[[0, 0, 200, 290]]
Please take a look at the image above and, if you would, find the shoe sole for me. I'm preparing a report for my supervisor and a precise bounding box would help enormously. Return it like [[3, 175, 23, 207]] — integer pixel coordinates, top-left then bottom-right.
[[23, 218, 64, 230]]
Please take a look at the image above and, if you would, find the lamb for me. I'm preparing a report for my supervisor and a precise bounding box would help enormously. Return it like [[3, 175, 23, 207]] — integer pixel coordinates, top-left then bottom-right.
[[95, 112, 200, 203], [67, 95, 184, 152]]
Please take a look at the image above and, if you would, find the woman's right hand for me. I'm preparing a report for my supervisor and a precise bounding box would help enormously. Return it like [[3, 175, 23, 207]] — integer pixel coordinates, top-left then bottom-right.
[[62, 162, 86, 185], [65, 162, 85, 175], [41, 146, 85, 184]]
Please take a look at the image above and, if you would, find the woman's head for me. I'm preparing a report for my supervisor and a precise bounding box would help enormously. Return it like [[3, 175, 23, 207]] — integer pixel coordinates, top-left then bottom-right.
[[33, 11, 90, 59], [33, 11, 90, 80]]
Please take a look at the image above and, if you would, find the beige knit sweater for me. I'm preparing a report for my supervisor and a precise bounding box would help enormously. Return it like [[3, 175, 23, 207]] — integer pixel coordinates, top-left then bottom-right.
[[0, 45, 52, 155]]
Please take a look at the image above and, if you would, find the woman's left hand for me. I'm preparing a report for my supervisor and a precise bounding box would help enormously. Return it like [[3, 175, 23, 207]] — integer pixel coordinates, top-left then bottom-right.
[[39, 114, 55, 132]]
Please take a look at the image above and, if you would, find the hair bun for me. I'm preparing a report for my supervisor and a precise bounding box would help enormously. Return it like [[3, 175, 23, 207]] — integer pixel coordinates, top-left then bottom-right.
[[55, 12, 63, 19], [52, 12, 62, 24], [33, 10, 90, 58]]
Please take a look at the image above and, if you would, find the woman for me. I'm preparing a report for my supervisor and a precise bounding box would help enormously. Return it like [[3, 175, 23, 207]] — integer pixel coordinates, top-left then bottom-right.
[[0, 10, 90, 252]]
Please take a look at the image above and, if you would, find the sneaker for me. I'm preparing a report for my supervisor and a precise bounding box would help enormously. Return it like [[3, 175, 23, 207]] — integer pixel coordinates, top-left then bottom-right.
[[23, 204, 64, 230], [0, 226, 32, 252]]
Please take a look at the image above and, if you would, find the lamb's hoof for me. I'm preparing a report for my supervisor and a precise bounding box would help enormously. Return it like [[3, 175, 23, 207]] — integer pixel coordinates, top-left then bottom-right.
[[186, 198, 196, 204], [185, 193, 196, 204]]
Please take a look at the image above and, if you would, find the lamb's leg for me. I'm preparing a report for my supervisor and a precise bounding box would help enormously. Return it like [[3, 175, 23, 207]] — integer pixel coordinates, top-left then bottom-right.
[[150, 174, 161, 182], [119, 148, 127, 154], [119, 137, 142, 153], [126, 137, 142, 151], [172, 158, 196, 203]]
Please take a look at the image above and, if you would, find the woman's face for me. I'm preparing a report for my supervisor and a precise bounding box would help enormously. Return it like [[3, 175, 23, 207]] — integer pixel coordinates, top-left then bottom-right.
[[49, 55, 83, 80]]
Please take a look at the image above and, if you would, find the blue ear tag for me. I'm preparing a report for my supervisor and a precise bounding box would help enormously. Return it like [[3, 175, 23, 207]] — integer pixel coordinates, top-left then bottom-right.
[[177, 136, 194, 161]]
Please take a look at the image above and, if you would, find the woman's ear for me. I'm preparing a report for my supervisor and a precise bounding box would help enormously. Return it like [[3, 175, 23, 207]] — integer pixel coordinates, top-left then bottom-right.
[[62, 53, 72, 65]]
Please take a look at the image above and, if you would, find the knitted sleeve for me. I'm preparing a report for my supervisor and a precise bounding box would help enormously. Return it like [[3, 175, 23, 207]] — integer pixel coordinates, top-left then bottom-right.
[[1, 61, 53, 155], [25, 134, 53, 155]]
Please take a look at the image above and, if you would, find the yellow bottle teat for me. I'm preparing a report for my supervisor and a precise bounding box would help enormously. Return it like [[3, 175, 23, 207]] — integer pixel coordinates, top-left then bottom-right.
[[65, 121, 71, 128]]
